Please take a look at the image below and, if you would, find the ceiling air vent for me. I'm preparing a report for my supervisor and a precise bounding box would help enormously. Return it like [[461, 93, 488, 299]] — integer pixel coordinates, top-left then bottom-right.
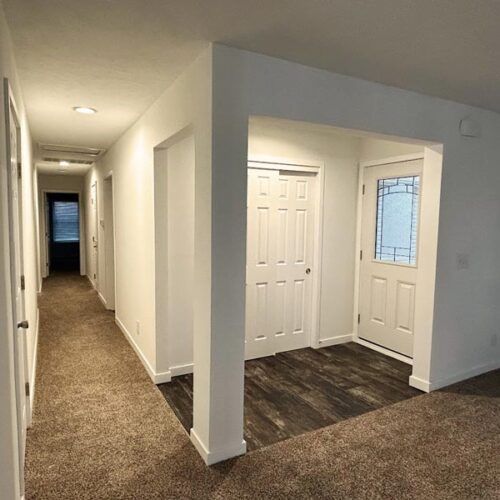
[[43, 157, 94, 165], [39, 143, 104, 157]]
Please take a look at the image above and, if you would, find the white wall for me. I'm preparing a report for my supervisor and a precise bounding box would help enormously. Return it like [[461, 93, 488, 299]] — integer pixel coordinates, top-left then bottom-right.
[[0, 2, 37, 497], [37, 174, 85, 278], [360, 136, 424, 162], [82, 47, 218, 462], [211, 45, 500, 408], [82, 47, 212, 382]]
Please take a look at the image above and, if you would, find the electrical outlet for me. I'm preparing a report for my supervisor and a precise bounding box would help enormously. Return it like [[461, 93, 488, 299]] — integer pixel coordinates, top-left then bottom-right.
[[456, 253, 470, 270], [136, 320, 140, 336]]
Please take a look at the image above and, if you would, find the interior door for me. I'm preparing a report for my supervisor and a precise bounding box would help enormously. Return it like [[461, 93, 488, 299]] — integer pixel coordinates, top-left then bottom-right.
[[245, 167, 316, 360], [358, 159, 423, 358], [5, 84, 28, 493], [245, 168, 279, 359]]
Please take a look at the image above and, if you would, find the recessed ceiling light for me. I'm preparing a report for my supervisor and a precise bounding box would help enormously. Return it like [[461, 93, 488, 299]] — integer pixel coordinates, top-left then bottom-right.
[[73, 106, 97, 115], [59, 160, 70, 167]]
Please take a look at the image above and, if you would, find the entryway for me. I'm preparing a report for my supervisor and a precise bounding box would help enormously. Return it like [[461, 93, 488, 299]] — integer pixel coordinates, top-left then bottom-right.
[[159, 342, 420, 451], [45, 192, 80, 273]]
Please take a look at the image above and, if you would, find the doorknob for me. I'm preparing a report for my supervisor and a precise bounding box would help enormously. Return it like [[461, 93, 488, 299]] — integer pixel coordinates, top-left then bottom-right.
[[17, 320, 29, 329], [306, 268, 311, 275]]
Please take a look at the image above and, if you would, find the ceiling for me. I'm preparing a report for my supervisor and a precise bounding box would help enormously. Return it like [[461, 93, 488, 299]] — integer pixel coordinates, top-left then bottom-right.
[[4, 0, 500, 155]]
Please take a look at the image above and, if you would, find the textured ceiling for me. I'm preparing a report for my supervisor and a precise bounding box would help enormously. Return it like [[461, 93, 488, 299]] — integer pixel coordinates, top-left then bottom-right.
[[4, 0, 500, 151]]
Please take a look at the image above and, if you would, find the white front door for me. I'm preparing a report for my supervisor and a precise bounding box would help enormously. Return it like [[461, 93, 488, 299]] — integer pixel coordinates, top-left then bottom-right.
[[358, 159, 423, 358], [6, 89, 28, 494], [245, 167, 316, 360]]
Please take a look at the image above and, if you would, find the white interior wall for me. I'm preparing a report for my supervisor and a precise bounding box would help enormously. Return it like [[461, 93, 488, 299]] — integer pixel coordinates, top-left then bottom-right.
[[208, 44, 500, 460], [82, 48, 212, 388], [37, 173, 85, 279], [0, 3, 38, 497]]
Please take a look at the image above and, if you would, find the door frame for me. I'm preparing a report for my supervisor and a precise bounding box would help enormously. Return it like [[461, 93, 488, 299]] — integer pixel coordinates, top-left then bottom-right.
[[40, 189, 85, 277], [247, 156, 325, 349], [353, 153, 424, 364], [4, 76, 27, 496], [102, 171, 116, 310]]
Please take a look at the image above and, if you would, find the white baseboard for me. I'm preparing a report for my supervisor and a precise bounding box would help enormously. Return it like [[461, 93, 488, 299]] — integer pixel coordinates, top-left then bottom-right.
[[190, 428, 246, 465], [86, 274, 96, 290], [170, 362, 194, 377], [114, 316, 171, 384], [28, 308, 40, 426], [316, 334, 353, 348], [409, 375, 431, 393], [354, 337, 413, 365], [427, 359, 500, 391], [97, 291, 107, 308]]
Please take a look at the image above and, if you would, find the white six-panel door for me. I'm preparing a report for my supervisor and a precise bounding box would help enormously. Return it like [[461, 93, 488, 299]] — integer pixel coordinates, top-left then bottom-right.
[[358, 159, 423, 358], [245, 167, 316, 360]]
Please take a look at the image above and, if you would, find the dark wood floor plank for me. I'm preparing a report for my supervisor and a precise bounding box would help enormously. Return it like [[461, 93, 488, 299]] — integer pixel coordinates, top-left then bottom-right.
[[157, 342, 421, 451]]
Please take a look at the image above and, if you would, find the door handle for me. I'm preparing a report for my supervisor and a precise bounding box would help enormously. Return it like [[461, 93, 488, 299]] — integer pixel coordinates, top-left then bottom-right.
[[306, 268, 311, 275], [17, 320, 29, 329]]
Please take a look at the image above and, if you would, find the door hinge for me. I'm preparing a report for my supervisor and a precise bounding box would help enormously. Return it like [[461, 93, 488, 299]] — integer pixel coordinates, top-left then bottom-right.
[[362, 184, 365, 195], [358, 313, 361, 324], [360, 250, 363, 260], [20, 275, 25, 290], [17, 162, 22, 179], [25, 382, 30, 397], [93, 273, 96, 279]]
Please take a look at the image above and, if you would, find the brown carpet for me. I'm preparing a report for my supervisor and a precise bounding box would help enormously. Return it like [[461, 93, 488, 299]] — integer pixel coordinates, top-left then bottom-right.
[[26, 273, 500, 499]]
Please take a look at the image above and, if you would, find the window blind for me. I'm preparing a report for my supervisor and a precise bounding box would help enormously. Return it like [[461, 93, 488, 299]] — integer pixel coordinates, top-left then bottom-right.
[[53, 201, 79, 242]]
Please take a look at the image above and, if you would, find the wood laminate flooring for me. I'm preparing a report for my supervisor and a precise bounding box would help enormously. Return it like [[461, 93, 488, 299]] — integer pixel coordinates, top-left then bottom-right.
[[158, 342, 422, 451]]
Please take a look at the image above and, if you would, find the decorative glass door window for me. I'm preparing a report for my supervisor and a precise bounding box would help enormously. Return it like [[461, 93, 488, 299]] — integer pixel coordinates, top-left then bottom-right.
[[374, 176, 420, 265]]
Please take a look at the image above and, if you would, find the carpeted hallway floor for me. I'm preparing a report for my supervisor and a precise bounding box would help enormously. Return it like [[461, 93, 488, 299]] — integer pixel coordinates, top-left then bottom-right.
[[26, 273, 500, 499]]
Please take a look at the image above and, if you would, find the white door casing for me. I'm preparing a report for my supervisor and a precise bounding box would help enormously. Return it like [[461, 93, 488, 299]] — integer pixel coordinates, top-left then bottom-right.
[[5, 79, 28, 495], [245, 166, 317, 360], [358, 159, 423, 358], [91, 181, 98, 286]]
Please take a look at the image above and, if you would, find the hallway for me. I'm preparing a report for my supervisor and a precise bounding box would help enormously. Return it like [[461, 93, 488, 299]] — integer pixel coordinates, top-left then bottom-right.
[[26, 274, 500, 498]]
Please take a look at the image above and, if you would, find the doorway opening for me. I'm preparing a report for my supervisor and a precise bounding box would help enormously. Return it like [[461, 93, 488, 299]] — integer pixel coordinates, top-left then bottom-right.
[[102, 174, 115, 310], [159, 115, 442, 452], [45, 193, 80, 273]]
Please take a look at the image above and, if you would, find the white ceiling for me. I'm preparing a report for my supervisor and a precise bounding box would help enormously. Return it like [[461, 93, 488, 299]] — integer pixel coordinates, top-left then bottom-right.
[[4, 0, 500, 153]]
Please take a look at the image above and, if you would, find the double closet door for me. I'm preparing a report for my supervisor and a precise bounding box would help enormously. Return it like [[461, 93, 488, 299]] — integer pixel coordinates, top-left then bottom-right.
[[245, 167, 317, 360]]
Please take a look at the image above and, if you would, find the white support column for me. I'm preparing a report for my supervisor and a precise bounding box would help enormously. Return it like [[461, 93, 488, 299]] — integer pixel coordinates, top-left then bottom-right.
[[190, 103, 248, 464]]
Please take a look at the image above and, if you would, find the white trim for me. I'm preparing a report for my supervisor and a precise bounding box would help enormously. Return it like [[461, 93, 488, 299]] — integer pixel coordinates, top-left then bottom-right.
[[249, 154, 322, 169], [418, 359, 500, 392], [170, 362, 193, 377], [247, 157, 324, 350], [190, 428, 246, 466], [86, 273, 96, 290], [352, 163, 364, 340], [408, 375, 431, 392], [359, 152, 424, 168], [97, 291, 107, 308], [41, 189, 85, 277], [355, 338, 413, 365], [27, 308, 40, 427], [114, 316, 172, 384], [316, 334, 353, 348]]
